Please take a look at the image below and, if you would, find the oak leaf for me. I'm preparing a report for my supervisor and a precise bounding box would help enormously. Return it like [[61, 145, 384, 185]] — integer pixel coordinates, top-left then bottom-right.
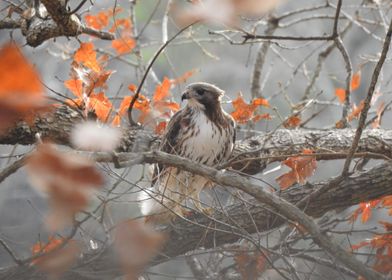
[[276, 149, 317, 190], [230, 94, 270, 124]]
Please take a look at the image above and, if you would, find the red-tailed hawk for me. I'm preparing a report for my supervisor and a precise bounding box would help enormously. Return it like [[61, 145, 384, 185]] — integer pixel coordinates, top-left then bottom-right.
[[139, 82, 236, 222]]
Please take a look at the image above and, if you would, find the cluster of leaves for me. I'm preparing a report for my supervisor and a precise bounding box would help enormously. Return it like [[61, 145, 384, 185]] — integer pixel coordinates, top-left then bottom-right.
[[352, 221, 392, 277], [350, 196, 392, 276], [85, 8, 136, 55]]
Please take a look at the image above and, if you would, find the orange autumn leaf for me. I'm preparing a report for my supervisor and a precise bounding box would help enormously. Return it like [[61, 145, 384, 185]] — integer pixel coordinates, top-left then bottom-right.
[[252, 113, 272, 122], [283, 115, 301, 128], [0, 44, 43, 96], [85, 11, 109, 30], [64, 78, 83, 98], [230, 94, 269, 124], [276, 149, 317, 190], [347, 100, 365, 122], [112, 37, 136, 54], [351, 70, 361, 91], [110, 18, 132, 33], [252, 97, 270, 107], [89, 92, 113, 122], [0, 43, 48, 132], [74, 42, 101, 73], [27, 144, 103, 231], [350, 200, 381, 224], [335, 88, 346, 104], [153, 77, 171, 102], [112, 114, 121, 127]]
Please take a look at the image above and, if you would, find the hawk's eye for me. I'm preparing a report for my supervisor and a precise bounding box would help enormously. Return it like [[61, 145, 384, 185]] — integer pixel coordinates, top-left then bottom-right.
[[196, 89, 204, 96]]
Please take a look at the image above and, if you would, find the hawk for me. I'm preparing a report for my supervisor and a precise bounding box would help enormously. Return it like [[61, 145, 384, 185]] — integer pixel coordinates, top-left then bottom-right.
[[139, 82, 236, 222]]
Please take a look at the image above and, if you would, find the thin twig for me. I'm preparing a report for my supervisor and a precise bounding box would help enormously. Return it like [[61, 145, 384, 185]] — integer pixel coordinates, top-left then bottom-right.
[[342, 18, 392, 175], [127, 22, 198, 126]]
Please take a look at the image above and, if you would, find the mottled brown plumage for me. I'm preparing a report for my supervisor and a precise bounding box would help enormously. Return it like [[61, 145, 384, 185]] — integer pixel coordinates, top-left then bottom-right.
[[139, 82, 236, 222]]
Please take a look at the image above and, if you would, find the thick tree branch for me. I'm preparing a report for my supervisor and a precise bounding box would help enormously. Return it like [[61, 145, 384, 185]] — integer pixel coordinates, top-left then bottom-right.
[[1, 151, 391, 280], [2, 106, 392, 174], [1, 1, 114, 47]]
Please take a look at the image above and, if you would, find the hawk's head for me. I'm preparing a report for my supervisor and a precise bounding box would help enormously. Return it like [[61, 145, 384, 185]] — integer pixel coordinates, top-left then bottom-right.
[[181, 82, 224, 110]]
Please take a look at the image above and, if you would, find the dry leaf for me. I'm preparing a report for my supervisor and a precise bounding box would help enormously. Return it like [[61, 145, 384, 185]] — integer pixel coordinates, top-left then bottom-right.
[[0, 43, 48, 132], [27, 144, 103, 231], [230, 94, 269, 124], [74, 42, 101, 73], [276, 149, 317, 190], [114, 220, 166, 280], [283, 115, 301, 128]]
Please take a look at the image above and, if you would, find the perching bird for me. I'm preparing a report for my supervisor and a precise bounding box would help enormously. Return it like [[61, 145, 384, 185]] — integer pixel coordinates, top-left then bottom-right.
[[139, 82, 236, 222]]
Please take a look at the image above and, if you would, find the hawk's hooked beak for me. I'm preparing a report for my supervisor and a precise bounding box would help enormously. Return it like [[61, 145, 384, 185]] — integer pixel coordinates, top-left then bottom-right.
[[181, 90, 191, 101]]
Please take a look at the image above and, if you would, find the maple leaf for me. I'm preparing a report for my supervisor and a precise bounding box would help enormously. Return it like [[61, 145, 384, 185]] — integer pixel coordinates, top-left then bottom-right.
[[74, 42, 101, 73], [31, 237, 80, 278], [0, 43, 49, 132], [85, 11, 109, 30], [230, 94, 270, 124], [26, 144, 103, 231], [276, 149, 317, 190], [283, 115, 301, 128], [114, 220, 166, 280]]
